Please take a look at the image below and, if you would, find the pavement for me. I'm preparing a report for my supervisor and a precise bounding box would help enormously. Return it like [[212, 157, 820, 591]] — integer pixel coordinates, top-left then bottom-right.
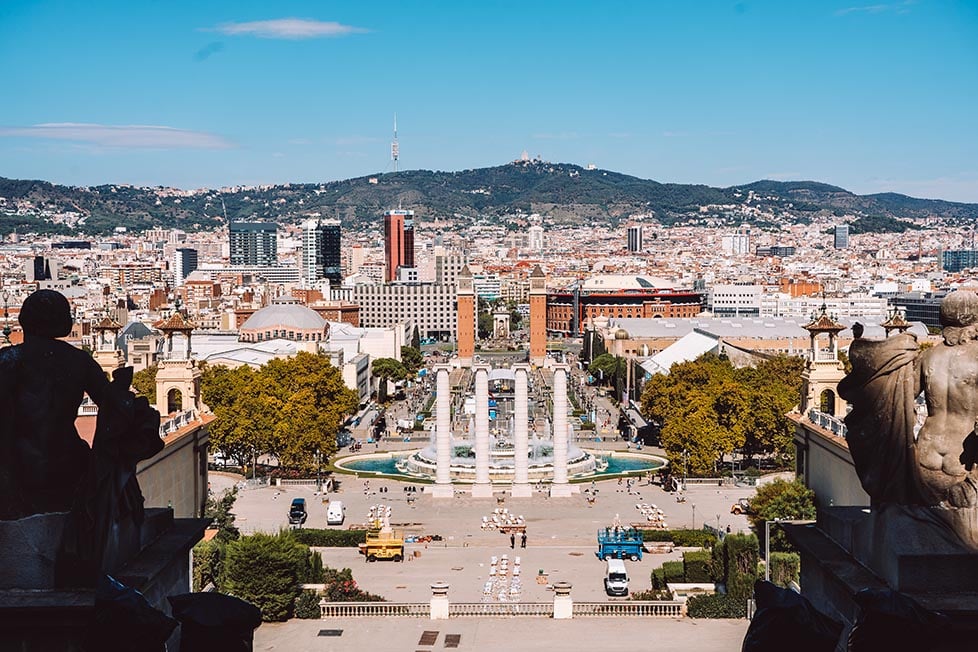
[[254, 617, 751, 652]]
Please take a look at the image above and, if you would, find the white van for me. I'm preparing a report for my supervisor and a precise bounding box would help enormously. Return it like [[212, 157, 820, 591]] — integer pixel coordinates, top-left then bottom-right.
[[326, 501, 345, 526], [604, 558, 629, 596]]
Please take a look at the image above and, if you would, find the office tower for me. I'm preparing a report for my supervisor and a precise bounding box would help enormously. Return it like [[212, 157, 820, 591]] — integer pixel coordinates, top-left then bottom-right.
[[349, 244, 364, 275], [942, 249, 978, 273], [527, 225, 544, 252], [834, 224, 850, 249], [301, 219, 342, 285], [384, 209, 415, 282], [626, 225, 643, 253], [229, 222, 278, 266], [173, 248, 199, 287], [25, 255, 54, 281]]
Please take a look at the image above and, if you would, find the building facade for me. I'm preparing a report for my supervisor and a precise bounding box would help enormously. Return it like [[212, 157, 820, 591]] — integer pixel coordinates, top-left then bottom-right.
[[626, 225, 643, 253], [173, 247, 198, 287], [834, 224, 850, 249], [353, 282, 456, 340], [383, 209, 415, 282], [229, 222, 278, 266], [301, 218, 342, 285]]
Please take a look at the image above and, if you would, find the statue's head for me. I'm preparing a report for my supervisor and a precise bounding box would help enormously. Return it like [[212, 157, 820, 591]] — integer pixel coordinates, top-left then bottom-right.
[[940, 289, 978, 328], [18, 290, 73, 338]]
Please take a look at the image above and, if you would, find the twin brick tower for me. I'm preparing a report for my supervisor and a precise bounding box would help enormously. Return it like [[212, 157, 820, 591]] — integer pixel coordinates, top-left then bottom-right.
[[455, 264, 547, 367]]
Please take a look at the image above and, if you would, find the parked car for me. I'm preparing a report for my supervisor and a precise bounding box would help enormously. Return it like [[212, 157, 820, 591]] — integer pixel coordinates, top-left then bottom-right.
[[730, 498, 752, 515], [289, 498, 308, 526]]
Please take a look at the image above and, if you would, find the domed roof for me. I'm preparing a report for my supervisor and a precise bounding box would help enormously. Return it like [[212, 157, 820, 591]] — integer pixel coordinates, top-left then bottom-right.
[[241, 302, 326, 332], [614, 328, 630, 340]]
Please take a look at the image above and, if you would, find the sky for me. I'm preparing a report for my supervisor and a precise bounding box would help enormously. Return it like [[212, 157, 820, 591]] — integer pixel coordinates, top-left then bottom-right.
[[1, 1, 977, 201]]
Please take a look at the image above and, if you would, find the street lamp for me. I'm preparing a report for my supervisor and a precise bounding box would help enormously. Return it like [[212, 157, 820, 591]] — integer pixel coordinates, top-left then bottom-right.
[[764, 518, 783, 582], [692, 503, 696, 530], [1, 290, 11, 345], [316, 448, 322, 494]]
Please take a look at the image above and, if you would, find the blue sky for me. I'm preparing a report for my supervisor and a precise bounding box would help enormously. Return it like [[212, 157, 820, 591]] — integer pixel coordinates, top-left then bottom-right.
[[1, 1, 977, 201]]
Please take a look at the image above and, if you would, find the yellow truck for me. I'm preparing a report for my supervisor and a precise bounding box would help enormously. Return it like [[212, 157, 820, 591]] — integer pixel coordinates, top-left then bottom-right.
[[358, 526, 405, 562]]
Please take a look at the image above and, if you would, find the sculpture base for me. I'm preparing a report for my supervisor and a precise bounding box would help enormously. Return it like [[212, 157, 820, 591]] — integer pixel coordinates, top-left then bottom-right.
[[470, 484, 495, 499], [0, 509, 208, 651], [784, 507, 978, 649], [429, 484, 455, 499], [510, 483, 533, 498], [549, 484, 575, 498]]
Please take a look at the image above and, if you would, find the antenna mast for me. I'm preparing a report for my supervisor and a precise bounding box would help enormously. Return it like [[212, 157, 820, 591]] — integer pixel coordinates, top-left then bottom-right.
[[391, 114, 399, 172]]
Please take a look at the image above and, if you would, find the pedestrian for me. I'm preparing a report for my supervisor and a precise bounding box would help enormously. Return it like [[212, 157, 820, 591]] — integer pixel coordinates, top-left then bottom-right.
[[510, 532, 515, 549], [521, 532, 527, 548]]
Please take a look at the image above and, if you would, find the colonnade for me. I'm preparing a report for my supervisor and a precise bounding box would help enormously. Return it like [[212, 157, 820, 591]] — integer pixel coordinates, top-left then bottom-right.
[[431, 364, 572, 498]]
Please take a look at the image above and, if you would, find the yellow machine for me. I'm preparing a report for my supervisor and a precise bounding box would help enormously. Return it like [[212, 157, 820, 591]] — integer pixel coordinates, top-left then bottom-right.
[[358, 521, 405, 562]]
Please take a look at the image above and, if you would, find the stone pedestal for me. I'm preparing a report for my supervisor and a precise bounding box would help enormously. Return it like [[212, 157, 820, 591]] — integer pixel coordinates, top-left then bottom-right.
[[430, 582, 450, 620], [0, 508, 209, 651], [552, 581, 573, 619], [784, 506, 978, 648]]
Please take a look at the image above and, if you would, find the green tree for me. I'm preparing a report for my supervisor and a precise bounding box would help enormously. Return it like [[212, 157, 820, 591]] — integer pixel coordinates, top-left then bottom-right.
[[400, 346, 424, 376], [132, 364, 158, 403], [747, 479, 816, 553], [371, 357, 407, 403], [205, 487, 240, 544], [588, 353, 625, 387], [220, 532, 308, 622]]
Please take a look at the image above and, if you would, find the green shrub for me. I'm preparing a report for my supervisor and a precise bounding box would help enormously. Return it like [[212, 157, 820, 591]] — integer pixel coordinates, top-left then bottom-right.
[[682, 549, 712, 583], [651, 567, 667, 590], [687, 593, 743, 619], [220, 532, 308, 622], [710, 539, 726, 582], [662, 560, 684, 584], [630, 588, 671, 600], [321, 567, 385, 602], [294, 590, 322, 619], [291, 528, 367, 547], [192, 539, 222, 592], [641, 529, 717, 548], [769, 551, 800, 588], [723, 533, 759, 616]]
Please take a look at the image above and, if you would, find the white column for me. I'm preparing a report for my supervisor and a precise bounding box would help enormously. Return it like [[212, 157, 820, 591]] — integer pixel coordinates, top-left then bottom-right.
[[550, 364, 573, 497], [432, 365, 453, 498], [511, 364, 532, 497], [552, 581, 573, 619], [472, 365, 493, 497], [430, 582, 450, 620]]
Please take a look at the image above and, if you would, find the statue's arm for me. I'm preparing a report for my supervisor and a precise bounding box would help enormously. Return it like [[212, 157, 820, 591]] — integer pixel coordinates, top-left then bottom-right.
[[80, 353, 115, 408]]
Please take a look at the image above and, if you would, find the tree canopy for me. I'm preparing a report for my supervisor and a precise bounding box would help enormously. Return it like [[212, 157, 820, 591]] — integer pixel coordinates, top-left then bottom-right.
[[371, 357, 407, 403], [639, 353, 803, 475], [202, 352, 358, 471], [747, 479, 816, 553]]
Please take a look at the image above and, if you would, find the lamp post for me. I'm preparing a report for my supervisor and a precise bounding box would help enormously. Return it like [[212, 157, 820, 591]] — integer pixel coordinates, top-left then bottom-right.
[[316, 448, 322, 494], [692, 503, 696, 530], [764, 518, 782, 582]]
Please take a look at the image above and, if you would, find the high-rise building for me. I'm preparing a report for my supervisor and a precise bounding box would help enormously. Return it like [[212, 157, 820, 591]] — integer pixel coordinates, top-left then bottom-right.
[[527, 225, 544, 252], [349, 244, 364, 275], [834, 224, 850, 249], [229, 222, 278, 266], [173, 248, 199, 287], [941, 249, 978, 273], [384, 209, 415, 282], [721, 224, 751, 255], [626, 225, 644, 253], [25, 255, 55, 281], [529, 265, 547, 365], [301, 219, 342, 285]]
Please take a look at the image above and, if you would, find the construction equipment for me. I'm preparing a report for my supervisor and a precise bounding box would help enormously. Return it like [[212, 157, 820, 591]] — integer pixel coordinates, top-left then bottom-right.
[[596, 526, 646, 561], [358, 519, 405, 562]]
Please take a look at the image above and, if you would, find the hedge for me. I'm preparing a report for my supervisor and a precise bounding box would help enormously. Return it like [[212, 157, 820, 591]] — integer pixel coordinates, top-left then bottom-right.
[[710, 539, 726, 582], [292, 528, 367, 547], [651, 567, 667, 590], [682, 549, 712, 583], [662, 560, 684, 584], [294, 590, 322, 619], [641, 529, 718, 548], [769, 551, 800, 588], [687, 593, 744, 619], [723, 533, 759, 617]]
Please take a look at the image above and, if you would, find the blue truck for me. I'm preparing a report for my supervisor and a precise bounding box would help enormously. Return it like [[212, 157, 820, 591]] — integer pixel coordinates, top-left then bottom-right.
[[596, 527, 646, 561]]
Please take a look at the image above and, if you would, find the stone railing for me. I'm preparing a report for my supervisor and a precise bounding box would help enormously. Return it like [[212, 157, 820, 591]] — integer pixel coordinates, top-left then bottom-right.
[[572, 601, 683, 617], [159, 409, 198, 438], [449, 602, 554, 617], [316, 601, 685, 619], [807, 409, 848, 438], [319, 602, 429, 618]]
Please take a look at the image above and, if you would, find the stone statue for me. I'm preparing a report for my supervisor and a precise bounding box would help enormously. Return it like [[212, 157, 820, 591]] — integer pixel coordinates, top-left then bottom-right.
[[838, 288, 978, 548], [0, 290, 114, 519]]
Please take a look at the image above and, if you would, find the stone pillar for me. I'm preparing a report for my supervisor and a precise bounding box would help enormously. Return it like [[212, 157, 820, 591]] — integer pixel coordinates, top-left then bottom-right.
[[430, 582, 450, 620], [552, 581, 573, 619], [431, 365, 454, 498], [550, 364, 573, 497], [472, 365, 493, 498], [511, 364, 532, 498]]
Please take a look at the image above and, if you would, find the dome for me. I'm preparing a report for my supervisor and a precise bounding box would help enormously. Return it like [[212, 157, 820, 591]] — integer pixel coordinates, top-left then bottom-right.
[[241, 303, 326, 331], [614, 328, 630, 340]]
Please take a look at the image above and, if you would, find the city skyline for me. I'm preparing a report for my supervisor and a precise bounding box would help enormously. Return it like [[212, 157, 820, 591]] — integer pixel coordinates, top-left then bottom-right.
[[1, 1, 977, 201]]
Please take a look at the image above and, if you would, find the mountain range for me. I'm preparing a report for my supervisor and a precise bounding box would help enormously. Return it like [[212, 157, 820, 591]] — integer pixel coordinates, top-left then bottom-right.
[[2, 160, 976, 236]]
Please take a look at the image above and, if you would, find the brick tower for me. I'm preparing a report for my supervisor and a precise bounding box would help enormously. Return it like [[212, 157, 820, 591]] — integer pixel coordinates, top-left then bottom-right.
[[456, 264, 475, 367], [529, 265, 546, 366]]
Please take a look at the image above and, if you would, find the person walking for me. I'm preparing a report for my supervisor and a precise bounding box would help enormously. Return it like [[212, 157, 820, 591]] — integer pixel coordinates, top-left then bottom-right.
[[520, 532, 527, 548], [510, 532, 516, 549]]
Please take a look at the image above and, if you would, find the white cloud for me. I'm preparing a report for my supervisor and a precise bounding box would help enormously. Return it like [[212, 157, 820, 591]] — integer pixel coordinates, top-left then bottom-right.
[[835, 1, 916, 16], [213, 18, 367, 39], [0, 123, 233, 149]]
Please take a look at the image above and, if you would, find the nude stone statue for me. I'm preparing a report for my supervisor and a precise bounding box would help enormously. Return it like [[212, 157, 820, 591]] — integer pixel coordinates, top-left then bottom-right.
[[0, 290, 115, 519], [839, 288, 978, 549]]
